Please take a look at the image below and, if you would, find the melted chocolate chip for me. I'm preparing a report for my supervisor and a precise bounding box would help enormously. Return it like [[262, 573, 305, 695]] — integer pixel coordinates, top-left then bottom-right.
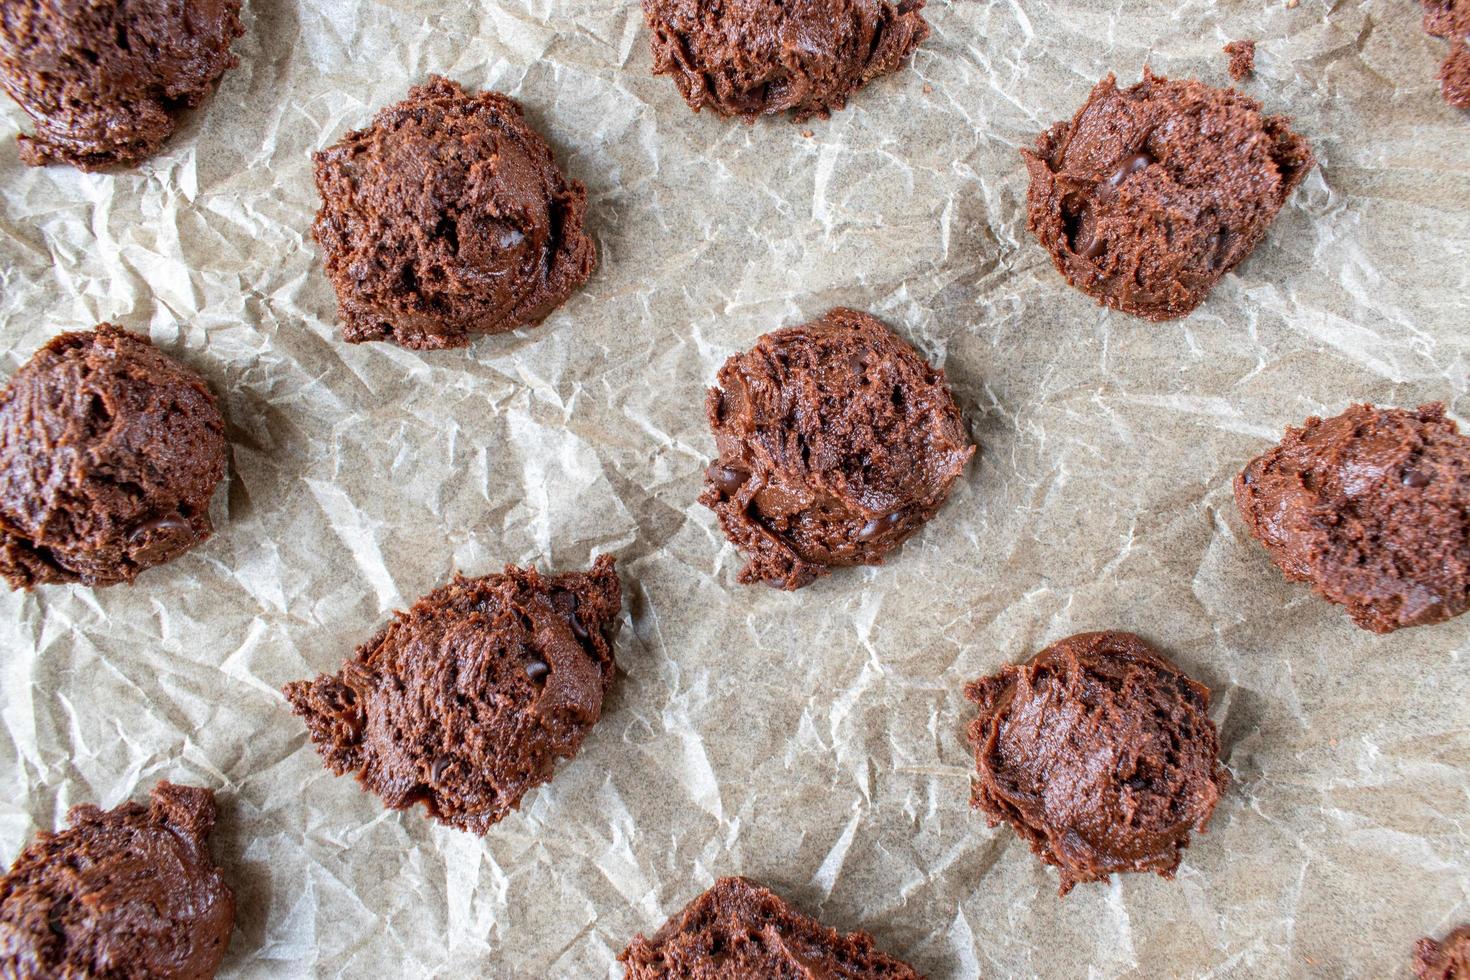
[[431, 756, 453, 782], [1403, 469, 1432, 488], [525, 660, 549, 683], [569, 611, 590, 642], [706, 462, 750, 498], [127, 513, 195, 544], [856, 510, 906, 541], [1094, 151, 1153, 204]]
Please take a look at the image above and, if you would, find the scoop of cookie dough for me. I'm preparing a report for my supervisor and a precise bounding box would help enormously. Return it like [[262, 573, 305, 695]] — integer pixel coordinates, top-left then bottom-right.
[[0, 782, 235, 979], [1022, 69, 1314, 321], [1235, 403, 1470, 633], [0, 0, 244, 171], [965, 631, 1227, 896], [1416, 923, 1470, 980], [641, 0, 930, 122], [699, 308, 973, 591], [283, 555, 621, 833], [619, 876, 923, 979], [1422, 0, 1470, 109], [312, 76, 596, 350], [0, 324, 228, 590]]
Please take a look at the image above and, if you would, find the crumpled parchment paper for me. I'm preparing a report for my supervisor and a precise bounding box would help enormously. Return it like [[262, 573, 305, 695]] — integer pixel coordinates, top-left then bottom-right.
[[1, 0, 1467, 977]]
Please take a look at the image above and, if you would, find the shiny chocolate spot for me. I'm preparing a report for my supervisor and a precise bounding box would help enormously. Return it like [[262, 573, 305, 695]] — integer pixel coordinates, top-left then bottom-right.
[[127, 513, 193, 543], [1403, 469, 1432, 488], [857, 510, 906, 541], [1242, 470, 1256, 486], [1094, 151, 1153, 205], [706, 462, 750, 498], [431, 755, 453, 782], [569, 612, 590, 642], [525, 660, 549, 683]]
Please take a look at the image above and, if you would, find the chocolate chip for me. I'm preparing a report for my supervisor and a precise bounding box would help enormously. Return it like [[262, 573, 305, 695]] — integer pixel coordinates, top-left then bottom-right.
[[857, 511, 905, 541], [431, 756, 453, 782], [706, 462, 749, 498], [1242, 470, 1256, 486], [1403, 469, 1432, 488], [525, 660, 549, 682], [569, 612, 589, 641], [127, 513, 193, 543], [1094, 151, 1153, 204]]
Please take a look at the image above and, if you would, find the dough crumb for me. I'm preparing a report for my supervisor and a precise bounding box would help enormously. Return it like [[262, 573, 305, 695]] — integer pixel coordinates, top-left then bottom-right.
[[1225, 40, 1257, 80]]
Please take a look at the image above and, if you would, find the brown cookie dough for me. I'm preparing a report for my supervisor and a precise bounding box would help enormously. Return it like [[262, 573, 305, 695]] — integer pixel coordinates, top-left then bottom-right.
[[965, 631, 1227, 896], [284, 555, 621, 833], [619, 877, 923, 979], [1417, 924, 1470, 979], [0, 324, 227, 591], [1225, 40, 1256, 80], [640, 0, 930, 122], [1235, 403, 1470, 634], [0, 0, 243, 171], [699, 308, 973, 591], [1423, 0, 1470, 109], [1022, 69, 1314, 321], [0, 782, 235, 979], [312, 76, 596, 351]]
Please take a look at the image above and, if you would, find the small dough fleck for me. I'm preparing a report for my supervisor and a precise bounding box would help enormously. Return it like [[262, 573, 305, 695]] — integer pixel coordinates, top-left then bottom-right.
[[619, 877, 923, 978], [640, 0, 930, 122], [0, 782, 235, 979], [700, 308, 974, 590], [1422, 0, 1470, 109], [1235, 403, 1470, 633], [0, 0, 243, 170], [0, 324, 227, 590], [1225, 40, 1257, 80], [283, 556, 621, 833], [1022, 69, 1314, 321], [965, 631, 1227, 896], [1416, 923, 1470, 979], [312, 76, 596, 350]]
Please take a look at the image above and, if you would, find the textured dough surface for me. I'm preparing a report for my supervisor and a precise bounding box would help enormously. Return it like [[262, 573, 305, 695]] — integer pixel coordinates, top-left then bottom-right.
[[1416, 923, 1470, 980], [641, 0, 929, 121], [0, 0, 244, 170], [1022, 69, 1313, 320], [0, 782, 235, 979], [0, 324, 227, 590], [312, 76, 596, 350], [619, 876, 924, 978], [699, 308, 973, 590], [965, 631, 1227, 896], [283, 556, 621, 833], [1235, 403, 1470, 634], [1422, 0, 1470, 109]]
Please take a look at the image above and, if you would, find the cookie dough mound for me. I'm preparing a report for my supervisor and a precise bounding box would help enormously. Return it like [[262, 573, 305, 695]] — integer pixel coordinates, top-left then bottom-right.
[[1236, 403, 1470, 633], [619, 877, 923, 979], [0, 0, 244, 171], [1022, 69, 1314, 321], [641, 0, 930, 122], [1416, 924, 1470, 980], [312, 76, 596, 350], [699, 308, 973, 591], [0, 324, 227, 590], [0, 782, 235, 979], [1422, 0, 1470, 109], [283, 555, 621, 833], [965, 631, 1227, 896]]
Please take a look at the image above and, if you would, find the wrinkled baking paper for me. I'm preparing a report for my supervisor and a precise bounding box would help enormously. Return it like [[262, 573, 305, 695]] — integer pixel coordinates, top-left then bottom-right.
[[1, 0, 1467, 977]]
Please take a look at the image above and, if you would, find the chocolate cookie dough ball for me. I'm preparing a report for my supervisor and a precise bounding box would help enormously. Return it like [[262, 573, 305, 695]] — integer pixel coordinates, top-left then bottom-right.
[[0, 0, 244, 171], [0, 782, 235, 979], [641, 0, 930, 122], [312, 76, 596, 350], [1417, 924, 1470, 980], [283, 556, 621, 833], [965, 631, 1227, 896], [1023, 69, 1314, 320], [700, 308, 973, 591], [0, 324, 227, 590], [619, 877, 922, 979], [1422, 0, 1470, 109], [1235, 403, 1470, 634]]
